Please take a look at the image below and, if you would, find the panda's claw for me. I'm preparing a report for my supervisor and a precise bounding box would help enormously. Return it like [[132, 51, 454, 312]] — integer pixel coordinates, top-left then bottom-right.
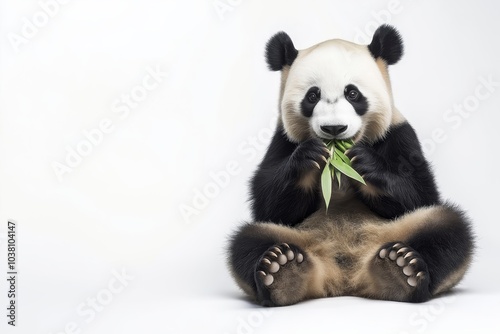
[[397, 247, 410, 255], [272, 247, 282, 254], [267, 251, 278, 258]]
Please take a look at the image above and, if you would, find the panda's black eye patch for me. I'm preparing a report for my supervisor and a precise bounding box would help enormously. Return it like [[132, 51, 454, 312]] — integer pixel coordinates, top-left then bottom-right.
[[306, 87, 320, 103], [344, 84, 368, 116], [301, 86, 321, 117]]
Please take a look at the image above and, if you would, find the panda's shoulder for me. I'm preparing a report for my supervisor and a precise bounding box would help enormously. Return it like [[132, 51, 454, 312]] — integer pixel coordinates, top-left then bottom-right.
[[385, 121, 418, 142], [375, 121, 421, 154]]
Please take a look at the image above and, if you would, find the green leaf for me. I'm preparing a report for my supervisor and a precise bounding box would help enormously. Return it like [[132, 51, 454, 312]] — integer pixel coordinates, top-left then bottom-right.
[[334, 149, 351, 166], [321, 163, 332, 211], [335, 169, 341, 188], [330, 158, 366, 185], [335, 141, 347, 152], [343, 139, 354, 149], [329, 142, 335, 157], [321, 138, 365, 209]]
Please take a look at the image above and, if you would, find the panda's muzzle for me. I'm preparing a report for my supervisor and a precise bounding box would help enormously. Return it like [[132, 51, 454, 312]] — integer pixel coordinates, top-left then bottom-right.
[[320, 125, 348, 137]]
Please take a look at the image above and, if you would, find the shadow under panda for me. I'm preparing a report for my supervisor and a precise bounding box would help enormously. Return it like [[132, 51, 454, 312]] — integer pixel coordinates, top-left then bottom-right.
[[228, 25, 474, 306]]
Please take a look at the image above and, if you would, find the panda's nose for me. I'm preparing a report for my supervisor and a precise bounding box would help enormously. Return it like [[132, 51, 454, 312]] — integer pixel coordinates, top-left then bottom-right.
[[320, 125, 348, 136]]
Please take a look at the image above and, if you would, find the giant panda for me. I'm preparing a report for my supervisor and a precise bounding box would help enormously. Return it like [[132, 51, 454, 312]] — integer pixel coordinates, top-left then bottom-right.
[[228, 25, 474, 306]]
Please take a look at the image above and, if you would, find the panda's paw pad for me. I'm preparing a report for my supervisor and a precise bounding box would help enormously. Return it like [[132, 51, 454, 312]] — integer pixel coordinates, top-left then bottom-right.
[[256, 243, 304, 287], [377, 242, 428, 288]]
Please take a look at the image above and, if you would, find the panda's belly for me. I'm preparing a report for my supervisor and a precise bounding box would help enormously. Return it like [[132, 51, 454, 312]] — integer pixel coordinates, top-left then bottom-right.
[[295, 197, 389, 295], [299, 191, 386, 230], [298, 200, 384, 255]]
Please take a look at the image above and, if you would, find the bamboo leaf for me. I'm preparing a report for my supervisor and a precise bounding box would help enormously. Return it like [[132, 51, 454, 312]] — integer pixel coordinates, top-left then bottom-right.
[[343, 139, 354, 149], [321, 139, 365, 210], [329, 142, 335, 157], [335, 141, 347, 152], [334, 149, 351, 166], [331, 158, 366, 185], [321, 163, 332, 211], [335, 169, 341, 188]]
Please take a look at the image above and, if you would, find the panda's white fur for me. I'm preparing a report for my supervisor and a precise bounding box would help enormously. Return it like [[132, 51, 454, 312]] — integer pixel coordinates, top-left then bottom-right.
[[228, 25, 474, 306], [282, 40, 392, 143]]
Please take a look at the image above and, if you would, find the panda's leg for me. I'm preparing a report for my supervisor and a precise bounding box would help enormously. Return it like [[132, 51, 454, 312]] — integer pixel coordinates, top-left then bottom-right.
[[355, 203, 474, 302], [228, 222, 333, 306], [400, 204, 474, 297]]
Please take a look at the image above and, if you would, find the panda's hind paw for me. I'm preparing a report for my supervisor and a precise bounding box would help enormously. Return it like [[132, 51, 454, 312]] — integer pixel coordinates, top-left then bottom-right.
[[377, 242, 429, 289], [254, 243, 308, 306]]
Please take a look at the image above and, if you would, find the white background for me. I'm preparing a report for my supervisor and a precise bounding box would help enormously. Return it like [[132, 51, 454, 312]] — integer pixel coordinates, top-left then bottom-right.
[[1, 0, 500, 333]]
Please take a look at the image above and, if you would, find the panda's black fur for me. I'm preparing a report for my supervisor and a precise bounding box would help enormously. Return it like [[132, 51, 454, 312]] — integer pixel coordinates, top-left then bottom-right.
[[368, 24, 404, 65], [265, 31, 299, 71], [348, 122, 440, 219], [228, 25, 474, 306]]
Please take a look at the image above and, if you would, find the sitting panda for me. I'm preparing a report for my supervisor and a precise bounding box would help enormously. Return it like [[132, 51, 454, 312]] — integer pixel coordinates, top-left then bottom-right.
[[228, 25, 474, 306]]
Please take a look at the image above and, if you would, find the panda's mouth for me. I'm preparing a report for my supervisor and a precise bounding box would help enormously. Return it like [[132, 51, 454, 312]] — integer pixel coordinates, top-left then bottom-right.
[[318, 133, 352, 141], [315, 128, 360, 142]]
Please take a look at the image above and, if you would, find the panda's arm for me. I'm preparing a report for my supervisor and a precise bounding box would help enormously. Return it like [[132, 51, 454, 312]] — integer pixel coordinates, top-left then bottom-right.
[[348, 122, 440, 219], [250, 125, 327, 226]]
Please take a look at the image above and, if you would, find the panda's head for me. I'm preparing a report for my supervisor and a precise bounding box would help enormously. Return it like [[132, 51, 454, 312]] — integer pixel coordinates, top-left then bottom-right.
[[266, 25, 404, 143]]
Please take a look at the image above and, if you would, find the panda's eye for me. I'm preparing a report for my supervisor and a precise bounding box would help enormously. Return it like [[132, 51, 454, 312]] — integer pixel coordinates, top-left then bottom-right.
[[307, 92, 319, 103], [347, 89, 359, 101]]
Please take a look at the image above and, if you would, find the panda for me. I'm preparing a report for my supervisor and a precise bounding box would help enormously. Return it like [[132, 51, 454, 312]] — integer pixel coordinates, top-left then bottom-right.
[[227, 25, 474, 306]]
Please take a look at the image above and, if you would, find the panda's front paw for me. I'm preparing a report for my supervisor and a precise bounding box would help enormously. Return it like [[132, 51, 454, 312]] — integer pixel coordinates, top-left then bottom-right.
[[346, 144, 388, 189], [288, 138, 330, 177]]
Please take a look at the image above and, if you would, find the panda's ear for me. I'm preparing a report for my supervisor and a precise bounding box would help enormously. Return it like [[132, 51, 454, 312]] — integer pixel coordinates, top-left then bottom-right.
[[368, 24, 404, 65], [265, 32, 298, 71]]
